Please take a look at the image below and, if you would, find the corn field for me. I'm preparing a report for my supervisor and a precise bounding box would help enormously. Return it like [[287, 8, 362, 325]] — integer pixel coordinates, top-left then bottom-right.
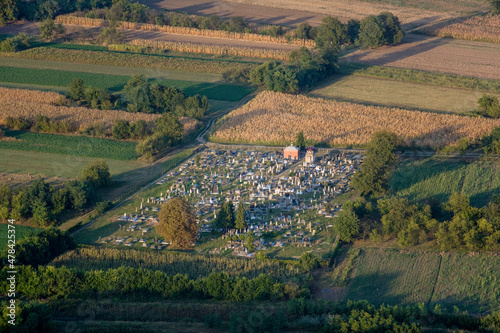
[[127, 39, 290, 60], [55, 15, 314, 47], [0, 87, 160, 131], [210, 91, 500, 148], [50, 247, 304, 282], [418, 14, 500, 44]]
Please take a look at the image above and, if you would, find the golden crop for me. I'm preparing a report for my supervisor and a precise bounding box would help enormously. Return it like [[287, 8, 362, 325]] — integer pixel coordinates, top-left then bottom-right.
[[0, 87, 157, 130], [210, 91, 500, 148], [419, 14, 500, 44], [55, 15, 314, 47]]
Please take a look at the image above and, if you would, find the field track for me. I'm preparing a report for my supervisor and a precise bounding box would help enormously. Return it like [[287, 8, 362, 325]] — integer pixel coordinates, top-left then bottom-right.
[[342, 33, 500, 80]]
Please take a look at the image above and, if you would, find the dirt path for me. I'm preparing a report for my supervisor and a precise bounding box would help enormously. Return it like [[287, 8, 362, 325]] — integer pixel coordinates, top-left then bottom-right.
[[342, 33, 500, 80]]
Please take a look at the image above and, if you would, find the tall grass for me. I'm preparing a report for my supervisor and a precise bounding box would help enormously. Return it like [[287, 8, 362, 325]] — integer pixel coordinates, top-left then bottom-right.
[[50, 247, 305, 282]]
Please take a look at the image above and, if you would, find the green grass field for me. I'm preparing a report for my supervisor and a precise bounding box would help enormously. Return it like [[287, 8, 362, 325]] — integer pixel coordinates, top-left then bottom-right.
[[0, 57, 221, 83], [309, 75, 500, 114], [0, 130, 138, 160], [71, 148, 195, 238], [391, 158, 500, 207], [330, 248, 500, 314], [0, 64, 253, 101], [0, 149, 147, 180], [0, 223, 41, 249]]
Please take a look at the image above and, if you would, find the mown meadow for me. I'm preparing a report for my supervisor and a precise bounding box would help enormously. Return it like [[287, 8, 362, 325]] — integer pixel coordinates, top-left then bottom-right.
[[0, 130, 138, 160], [0, 65, 253, 101]]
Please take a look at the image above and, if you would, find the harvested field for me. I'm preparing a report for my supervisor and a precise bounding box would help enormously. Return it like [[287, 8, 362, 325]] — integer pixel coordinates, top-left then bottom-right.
[[342, 34, 500, 80], [417, 13, 500, 44], [145, 0, 470, 30], [210, 91, 500, 149], [0, 87, 160, 131]]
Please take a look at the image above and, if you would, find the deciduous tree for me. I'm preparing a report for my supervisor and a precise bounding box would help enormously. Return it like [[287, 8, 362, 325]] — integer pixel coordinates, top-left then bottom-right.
[[157, 197, 198, 248]]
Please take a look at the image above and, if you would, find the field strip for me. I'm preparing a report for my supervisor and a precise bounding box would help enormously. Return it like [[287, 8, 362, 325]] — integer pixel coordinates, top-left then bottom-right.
[[0, 56, 221, 83], [309, 75, 500, 114]]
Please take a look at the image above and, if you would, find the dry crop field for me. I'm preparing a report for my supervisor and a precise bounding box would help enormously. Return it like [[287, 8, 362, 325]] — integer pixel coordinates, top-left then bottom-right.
[[56, 15, 315, 47], [342, 34, 500, 80], [210, 91, 500, 149], [0, 87, 160, 130], [0, 87, 202, 135], [417, 14, 500, 44]]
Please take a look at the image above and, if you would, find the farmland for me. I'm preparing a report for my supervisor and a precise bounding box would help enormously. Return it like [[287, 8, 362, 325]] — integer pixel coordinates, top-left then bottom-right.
[[0, 87, 160, 130], [49, 247, 305, 282], [210, 91, 500, 148], [0, 130, 138, 160], [0, 149, 147, 182], [321, 248, 500, 313], [0, 65, 253, 101], [0, 44, 260, 74], [342, 34, 500, 80], [309, 75, 499, 114], [417, 13, 500, 44], [391, 158, 500, 207], [143, 0, 472, 29]]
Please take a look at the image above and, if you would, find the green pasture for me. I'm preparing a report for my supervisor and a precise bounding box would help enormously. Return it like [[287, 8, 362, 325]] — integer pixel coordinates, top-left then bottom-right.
[[391, 158, 500, 207], [0, 130, 138, 160]]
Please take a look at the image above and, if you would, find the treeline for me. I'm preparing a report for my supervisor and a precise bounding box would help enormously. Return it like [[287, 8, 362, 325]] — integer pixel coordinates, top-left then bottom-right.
[[336, 193, 500, 251], [338, 131, 500, 251], [4, 115, 75, 133], [0, 300, 54, 332], [62, 76, 208, 118], [284, 298, 500, 332], [0, 32, 31, 52], [50, 247, 307, 283], [0, 0, 111, 23], [224, 13, 403, 93], [0, 161, 110, 225], [1, 228, 75, 267], [1, 266, 305, 302], [225, 46, 338, 93]]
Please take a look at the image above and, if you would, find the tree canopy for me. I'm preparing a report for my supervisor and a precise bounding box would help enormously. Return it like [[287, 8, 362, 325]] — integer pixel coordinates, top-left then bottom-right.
[[157, 197, 199, 248], [352, 131, 401, 196]]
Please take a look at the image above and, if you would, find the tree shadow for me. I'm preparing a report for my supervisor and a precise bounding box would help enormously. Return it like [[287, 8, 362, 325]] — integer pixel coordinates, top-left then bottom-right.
[[347, 272, 409, 306], [345, 35, 449, 68]]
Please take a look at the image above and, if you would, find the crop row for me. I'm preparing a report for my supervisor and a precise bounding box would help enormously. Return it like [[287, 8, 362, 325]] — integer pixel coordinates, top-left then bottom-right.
[[127, 39, 290, 60], [210, 91, 500, 148], [50, 247, 305, 282], [55, 15, 315, 47], [0, 46, 258, 74]]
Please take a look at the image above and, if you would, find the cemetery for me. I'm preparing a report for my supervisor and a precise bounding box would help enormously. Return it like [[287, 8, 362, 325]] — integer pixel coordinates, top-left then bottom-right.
[[98, 147, 363, 259]]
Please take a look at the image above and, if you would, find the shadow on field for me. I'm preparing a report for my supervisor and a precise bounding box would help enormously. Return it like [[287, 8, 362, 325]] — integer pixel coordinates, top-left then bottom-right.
[[346, 35, 448, 67], [348, 272, 409, 306]]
